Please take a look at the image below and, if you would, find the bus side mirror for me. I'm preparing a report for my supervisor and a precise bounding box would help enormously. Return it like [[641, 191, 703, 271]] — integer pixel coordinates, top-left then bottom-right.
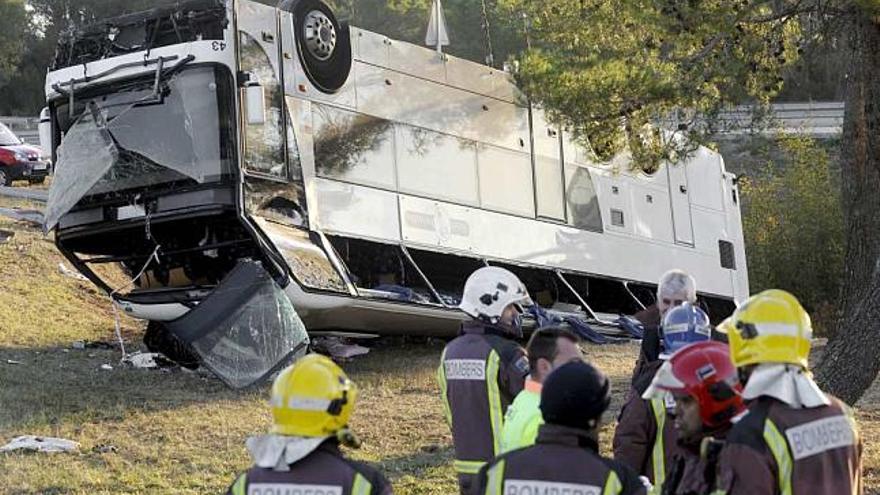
[[244, 82, 266, 125], [38, 107, 52, 160]]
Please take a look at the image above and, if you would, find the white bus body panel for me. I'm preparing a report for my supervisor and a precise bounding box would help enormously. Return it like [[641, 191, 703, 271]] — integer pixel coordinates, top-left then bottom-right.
[[270, 18, 750, 303]]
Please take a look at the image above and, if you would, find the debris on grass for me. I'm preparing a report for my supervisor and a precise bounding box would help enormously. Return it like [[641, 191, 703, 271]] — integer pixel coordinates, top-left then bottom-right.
[[92, 444, 118, 454], [71, 340, 115, 350], [5, 359, 22, 365], [0, 229, 12, 244], [99, 364, 113, 371], [0, 207, 44, 226], [59, 262, 89, 281], [0, 436, 80, 454], [311, 336, 371, 361], [122, 352, 176, 370], [124, 352, 159, 369]]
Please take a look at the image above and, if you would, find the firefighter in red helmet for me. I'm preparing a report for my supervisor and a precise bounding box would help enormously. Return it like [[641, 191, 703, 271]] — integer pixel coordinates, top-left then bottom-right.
[[641, 341, 746, 494]]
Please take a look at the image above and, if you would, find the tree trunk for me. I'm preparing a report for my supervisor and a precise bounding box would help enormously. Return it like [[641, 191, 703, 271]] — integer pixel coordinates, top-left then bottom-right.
[[815, 11, 880, 405]]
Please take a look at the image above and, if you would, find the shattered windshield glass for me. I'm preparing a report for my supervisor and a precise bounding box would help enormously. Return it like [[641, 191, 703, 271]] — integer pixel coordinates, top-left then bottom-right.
[[0, 123, 21, 146], [46, 65, 233, 230], [164, 260, 310, 388]]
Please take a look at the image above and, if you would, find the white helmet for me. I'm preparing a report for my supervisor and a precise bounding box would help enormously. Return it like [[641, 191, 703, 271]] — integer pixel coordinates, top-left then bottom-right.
[[459, 267, 533, 323]]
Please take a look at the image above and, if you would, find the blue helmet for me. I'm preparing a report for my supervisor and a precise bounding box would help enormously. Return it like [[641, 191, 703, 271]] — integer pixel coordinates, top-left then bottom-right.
[[661, 302, 711, 355]]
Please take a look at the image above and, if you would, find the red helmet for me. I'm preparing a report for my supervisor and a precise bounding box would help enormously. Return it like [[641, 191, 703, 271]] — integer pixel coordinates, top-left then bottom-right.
[[644, 341, 745, 428]]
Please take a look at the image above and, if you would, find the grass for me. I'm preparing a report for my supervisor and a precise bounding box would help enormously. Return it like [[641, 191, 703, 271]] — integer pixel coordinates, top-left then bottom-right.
[[1, 194, 879, 493]]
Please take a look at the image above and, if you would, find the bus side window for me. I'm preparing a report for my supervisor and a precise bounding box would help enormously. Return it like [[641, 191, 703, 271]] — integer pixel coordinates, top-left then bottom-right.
[[565, 165, 603, 232], [239, 31, 286, 180]]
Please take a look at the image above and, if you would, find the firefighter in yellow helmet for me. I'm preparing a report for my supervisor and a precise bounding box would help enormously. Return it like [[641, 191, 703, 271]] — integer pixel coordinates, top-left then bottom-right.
[[715, 289, 862, 495], [226, 354, 393, 495]]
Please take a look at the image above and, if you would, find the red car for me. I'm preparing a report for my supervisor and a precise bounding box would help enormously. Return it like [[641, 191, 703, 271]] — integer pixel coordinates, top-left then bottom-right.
[[0, 121, 49, 186]]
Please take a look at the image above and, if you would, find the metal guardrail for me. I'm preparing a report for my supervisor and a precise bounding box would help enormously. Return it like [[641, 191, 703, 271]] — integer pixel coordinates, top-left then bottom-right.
[[0, 186, 48, 203], [718, 101, 844, 137]]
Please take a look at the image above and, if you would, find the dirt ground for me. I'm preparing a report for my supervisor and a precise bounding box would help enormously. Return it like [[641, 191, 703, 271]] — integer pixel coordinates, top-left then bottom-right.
[[1, 194, 879, 494]]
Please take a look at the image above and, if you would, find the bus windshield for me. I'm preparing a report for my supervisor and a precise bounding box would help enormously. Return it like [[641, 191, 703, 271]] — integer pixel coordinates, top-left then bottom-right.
[[46, 65, 235, 230]]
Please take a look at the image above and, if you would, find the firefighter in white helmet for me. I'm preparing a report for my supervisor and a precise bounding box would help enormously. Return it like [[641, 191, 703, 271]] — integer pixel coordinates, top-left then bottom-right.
[[438, 266, 533, 494]]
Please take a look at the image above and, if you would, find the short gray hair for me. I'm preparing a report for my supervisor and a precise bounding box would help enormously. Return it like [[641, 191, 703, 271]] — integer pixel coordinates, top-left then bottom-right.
[[657, 269, 697, 302]]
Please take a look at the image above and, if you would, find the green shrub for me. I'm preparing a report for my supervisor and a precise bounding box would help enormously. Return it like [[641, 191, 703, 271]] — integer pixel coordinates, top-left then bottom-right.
[[740, 135, 843, 335]]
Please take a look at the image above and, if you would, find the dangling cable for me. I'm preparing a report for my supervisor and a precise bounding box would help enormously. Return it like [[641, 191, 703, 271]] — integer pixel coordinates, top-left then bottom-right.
[[110, 243, 161, 362]]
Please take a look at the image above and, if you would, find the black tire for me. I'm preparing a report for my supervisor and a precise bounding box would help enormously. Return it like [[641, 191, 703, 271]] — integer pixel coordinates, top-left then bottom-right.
[[282, 0, 352, 94], [0, 169, 10, 186], [144, 321, 201, 370]]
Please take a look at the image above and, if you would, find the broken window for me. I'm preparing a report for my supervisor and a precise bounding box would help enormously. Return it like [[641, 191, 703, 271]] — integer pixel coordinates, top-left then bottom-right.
[[407, 249, 485, 307], [47, 65, 235, 230], [488, 261, 563, 309], [164, 260, 309, 388], [327, 236, 443, 305], [244, 103, 308, 229], [565, 165, 603, 232], [253, 218, 347, 293], [240, 31, 286, 179], [567, 274, 644, 317]]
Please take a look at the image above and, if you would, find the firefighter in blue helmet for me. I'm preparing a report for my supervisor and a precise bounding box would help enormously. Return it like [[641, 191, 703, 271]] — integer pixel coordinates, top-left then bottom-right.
[[438, 266, 533, 495], [613, 302, 711, 487]]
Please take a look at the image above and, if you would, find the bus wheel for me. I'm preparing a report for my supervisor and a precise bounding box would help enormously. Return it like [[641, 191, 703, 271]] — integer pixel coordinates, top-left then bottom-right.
[[286, 0, 352, 94]]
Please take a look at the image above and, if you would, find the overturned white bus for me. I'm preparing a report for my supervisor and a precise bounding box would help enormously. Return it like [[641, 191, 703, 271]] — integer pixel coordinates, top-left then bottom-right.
[[42, 0, 748, 386]]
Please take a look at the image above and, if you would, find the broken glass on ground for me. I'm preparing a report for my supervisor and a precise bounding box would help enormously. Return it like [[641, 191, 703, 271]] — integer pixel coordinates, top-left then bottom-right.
[[163, 260, 309, 388]]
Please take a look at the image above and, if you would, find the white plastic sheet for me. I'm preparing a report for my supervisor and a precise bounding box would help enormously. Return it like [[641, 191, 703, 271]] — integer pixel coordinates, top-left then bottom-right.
[[0, 436, 80, 453]]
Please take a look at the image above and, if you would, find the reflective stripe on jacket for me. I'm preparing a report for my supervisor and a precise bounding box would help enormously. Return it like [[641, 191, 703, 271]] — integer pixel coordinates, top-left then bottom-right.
[[613, 360, 683, 484], [438, 321, 529, 474], [716, 395, 862, 495], [476, 424, 647, 495], [226, 441, 393, 495]]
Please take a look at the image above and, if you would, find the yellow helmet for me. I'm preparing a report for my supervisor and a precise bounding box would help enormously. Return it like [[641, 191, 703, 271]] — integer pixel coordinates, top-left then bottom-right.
[[270, 354, 358, 438], [724, 289, 812, 369]]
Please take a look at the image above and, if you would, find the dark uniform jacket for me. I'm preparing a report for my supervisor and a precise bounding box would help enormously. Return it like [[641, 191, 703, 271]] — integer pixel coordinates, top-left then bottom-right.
[[475, 424, 647, 495], [717, 395, 862, 495], [614, 360, 684, 487], [226, 440, 392, 495], [630, 305, 662, 387], [438, 321, 529, 483], [660, 426, 729, 495]]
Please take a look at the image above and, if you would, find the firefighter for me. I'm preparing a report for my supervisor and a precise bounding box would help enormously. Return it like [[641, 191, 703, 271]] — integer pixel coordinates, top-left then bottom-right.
[[613, 303, 711, 487], [475, 360, 647, 495], [715, 289, 862, 494], [630, 269, 698, 387], [500, 326, 583, 452], [226, 354, 392, 495], [641, 341, 746, 495], [438, 266, 533, 495]]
